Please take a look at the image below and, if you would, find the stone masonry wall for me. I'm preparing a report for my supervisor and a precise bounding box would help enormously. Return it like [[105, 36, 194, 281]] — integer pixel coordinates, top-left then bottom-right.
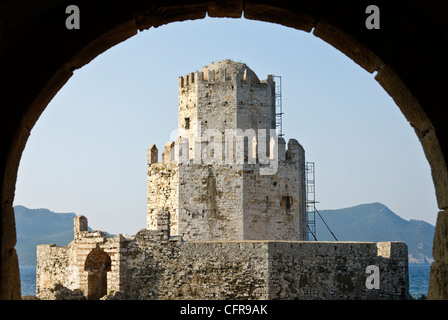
[[123, 237, 408, 300], [147, 161, 179, 233], [36, 244, 69, 297], [235, 67, 275, 134], [124, 213, 408, 300], [177, 60, 274, 141], [36, 213, 409, 300], [376, 241, 409, 298], [242, 140, 307, 241], [147, 141, 307, 241], [148, 60, 307, 241], [36, 216, 132, 300], [177, 163, 245, 241], [267, 241, 409, 299], [125, 234, 270, 299], [69, 231, 129, 298]]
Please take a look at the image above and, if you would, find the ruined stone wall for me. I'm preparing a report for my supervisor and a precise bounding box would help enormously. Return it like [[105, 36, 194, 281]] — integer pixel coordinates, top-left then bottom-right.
[[74, 231, 129, 297], [36, 244, 69, 297], [36, 216, 131, 299], [147, 161, 179, 233], [36, 213, 409, 300]]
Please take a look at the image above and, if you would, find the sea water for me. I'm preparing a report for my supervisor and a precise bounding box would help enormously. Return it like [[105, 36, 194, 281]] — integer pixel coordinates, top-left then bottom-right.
[[19, 264, 431, 298], [408, 264, 431, 299], [19, 266, 37, 296]]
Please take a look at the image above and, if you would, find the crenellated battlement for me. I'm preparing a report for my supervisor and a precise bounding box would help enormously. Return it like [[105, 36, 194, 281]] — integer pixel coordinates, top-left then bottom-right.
[[147, 136, 304, 169], [178, 72, 199, 88], [178, 62, 274, 89]]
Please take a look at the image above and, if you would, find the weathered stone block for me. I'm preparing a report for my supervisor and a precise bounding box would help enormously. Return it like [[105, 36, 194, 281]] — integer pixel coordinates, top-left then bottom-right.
[[428, 261, 448, 300], [433, 210, 448, 265]]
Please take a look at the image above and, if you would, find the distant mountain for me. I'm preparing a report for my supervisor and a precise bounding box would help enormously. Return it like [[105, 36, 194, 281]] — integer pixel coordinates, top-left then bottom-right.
[[14, 203, 435, 266], [14, 205, 77, 266], [313, 202, 435, 264]]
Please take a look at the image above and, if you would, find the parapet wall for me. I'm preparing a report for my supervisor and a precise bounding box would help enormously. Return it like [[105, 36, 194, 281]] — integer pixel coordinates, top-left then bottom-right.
[[123, 217, 408, 300]]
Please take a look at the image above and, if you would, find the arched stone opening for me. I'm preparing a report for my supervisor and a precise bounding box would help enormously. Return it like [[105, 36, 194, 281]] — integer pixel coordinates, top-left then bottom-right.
[[1, 1, 447, 299], [84, 248, 112, 300]]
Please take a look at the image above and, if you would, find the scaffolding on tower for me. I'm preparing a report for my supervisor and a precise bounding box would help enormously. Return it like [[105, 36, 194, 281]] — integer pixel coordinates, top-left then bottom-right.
[[306, 162, 338, 241], [306, 162, 317, 241], [274, 75, 284, 137]]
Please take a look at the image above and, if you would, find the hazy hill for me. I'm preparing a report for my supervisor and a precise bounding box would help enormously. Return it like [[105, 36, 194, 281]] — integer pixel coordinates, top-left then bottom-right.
[[14, 203, 435, 266], [14, 205, 77, 266], [313, 202, 435, 264]]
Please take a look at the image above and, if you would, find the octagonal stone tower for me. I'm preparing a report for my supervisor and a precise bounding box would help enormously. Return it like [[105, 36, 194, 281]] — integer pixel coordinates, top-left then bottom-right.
[[147, 60, 307, 241]]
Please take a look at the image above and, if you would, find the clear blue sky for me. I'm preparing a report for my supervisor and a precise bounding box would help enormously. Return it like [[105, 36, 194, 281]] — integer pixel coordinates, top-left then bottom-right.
[[13, 17, 439, 235]]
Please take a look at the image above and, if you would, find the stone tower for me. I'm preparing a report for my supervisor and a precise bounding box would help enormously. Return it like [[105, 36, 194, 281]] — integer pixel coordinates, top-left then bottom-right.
[[35, 59, 409, 301], [147, 60, 307, 241]]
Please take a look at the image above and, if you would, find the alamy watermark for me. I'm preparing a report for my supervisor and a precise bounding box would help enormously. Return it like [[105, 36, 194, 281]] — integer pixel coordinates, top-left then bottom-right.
[[65, 5, 80, 30], [166, 124, 280, 176], [365, 5, 380, 30], [66, 5, 380, 30], [365, 265, 380, 289]]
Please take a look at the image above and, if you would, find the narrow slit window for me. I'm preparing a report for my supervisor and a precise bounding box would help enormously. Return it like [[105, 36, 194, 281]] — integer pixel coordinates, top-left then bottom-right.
[[281, 196, 293, 211]]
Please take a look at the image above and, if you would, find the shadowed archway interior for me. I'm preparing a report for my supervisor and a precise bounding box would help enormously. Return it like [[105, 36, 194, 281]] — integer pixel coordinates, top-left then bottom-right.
[[84, 248, 112, 300]]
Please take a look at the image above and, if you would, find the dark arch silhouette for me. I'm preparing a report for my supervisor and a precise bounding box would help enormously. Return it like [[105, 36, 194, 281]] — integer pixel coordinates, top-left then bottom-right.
[[1, 0, 447, 299]]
